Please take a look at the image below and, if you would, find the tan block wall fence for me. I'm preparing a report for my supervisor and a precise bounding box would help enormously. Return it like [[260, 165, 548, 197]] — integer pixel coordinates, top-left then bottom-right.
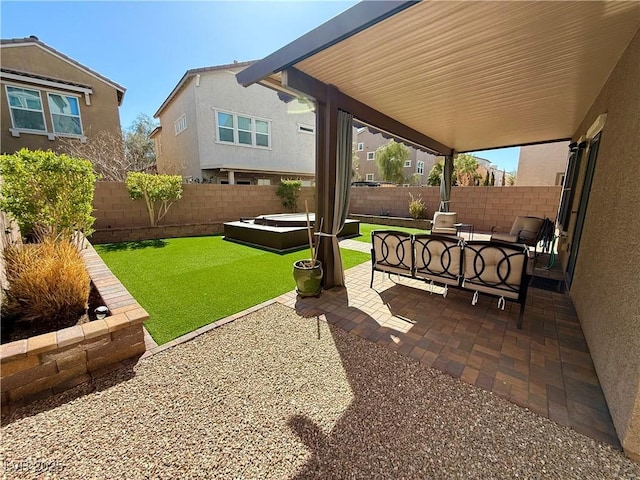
[[349, 186, 561, 234], [90, 183, 316, 243], [90, 183, 560, 243]]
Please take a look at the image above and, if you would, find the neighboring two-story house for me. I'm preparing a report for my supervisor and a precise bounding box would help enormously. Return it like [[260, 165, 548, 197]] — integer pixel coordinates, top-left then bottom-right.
[[1, 36, 125, 154], [152, 62, 315, 185], [516, 141, 569, 186], [354, 127, 438, 184]]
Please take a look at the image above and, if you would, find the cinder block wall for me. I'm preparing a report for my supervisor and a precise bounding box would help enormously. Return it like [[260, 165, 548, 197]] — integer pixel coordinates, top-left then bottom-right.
[[91, 183, 316, 243], [91, 183, 560, 242], [349, 186, 561, 232]]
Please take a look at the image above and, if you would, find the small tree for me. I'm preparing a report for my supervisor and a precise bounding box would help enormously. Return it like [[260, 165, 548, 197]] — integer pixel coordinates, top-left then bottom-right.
[[125, 172, 183, 226], [454, 153, 481, 186], [351, 151, 362, 181], [505, 172, 517, 186], [427, 161, 443, 186], [490, 171, 496, 186], [0, 148, 96, 241], [376, 140, 408, 184], [124, 114, 158, 173], [408, 193, 426, 220], [276, 179, 302, 212], [58, 129, 129, 181]]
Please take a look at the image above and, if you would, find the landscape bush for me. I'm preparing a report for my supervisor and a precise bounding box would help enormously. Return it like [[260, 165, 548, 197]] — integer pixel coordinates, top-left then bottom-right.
[[276, 179, 302, 212], [0, 148, 97, 242], [408, 193, 427, 220], [2, 239, 90, 334], [125, 172, 183, 226]]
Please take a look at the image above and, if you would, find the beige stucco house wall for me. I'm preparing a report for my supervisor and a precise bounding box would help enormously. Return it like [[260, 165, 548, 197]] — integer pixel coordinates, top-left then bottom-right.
[[517, 141, 570, 186], [0, 37, 124, 154], [563, 29, 640, 461], [153, 63, 315, 185]]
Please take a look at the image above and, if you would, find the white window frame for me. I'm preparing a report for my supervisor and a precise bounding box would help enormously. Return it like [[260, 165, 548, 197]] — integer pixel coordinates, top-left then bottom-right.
[[404, 160, 412, 168], [5, 85, 46, 134], [297, 123, 315, 134], [357, 142, 364, 151], [366, 173, 375, 181], [417, 161, 424, 174], [257, 179, 271, 185], [47, 92, 83, 137], [174, 115, 187, 135], [215, 109, 271, 149], [366, 151, 375, 161]]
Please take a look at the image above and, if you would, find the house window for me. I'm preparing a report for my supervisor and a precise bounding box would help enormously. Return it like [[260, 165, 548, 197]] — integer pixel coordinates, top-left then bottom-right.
[[366, 173, 374, 181], [48, 93, 82, 135], [404, 160, 412, 167], [216, 110, 270, 148], [366, 152, 375, 161], [357, 142, 364, 151], [174, 115, 187, 135], [417, 161, 424, 174], [301, 180, 314, 187], [6, 86, 46, 132], [257, 179, 271, 185], [297, 123, 315, 134]]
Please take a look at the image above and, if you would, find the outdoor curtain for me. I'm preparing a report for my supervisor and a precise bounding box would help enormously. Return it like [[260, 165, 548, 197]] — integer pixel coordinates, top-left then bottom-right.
[[330, 109, 353, 287], [440, 155, 454, 212]]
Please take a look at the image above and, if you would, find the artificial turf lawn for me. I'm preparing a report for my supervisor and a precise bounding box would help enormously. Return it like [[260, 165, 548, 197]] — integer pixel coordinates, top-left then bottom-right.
[[95, 236, 370, 345], [354, 223, 429, 243]]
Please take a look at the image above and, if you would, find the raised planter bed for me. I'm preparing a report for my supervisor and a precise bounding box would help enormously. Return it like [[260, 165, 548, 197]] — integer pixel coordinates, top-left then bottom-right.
[[0, 240, 148, 412], [349, 214, 431, 230]]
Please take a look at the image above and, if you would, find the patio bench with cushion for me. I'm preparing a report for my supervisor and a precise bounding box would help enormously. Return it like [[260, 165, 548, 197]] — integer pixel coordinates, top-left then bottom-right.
[[370, 231, 531, 329]]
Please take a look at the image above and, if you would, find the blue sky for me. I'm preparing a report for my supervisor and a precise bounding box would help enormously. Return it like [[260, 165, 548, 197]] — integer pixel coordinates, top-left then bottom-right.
[[1, 1, 519, 172]]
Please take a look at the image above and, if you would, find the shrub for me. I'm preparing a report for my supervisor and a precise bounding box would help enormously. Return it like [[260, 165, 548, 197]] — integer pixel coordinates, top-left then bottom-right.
[[2, 240, 90, 333], [125, 172, 183, 226], [408, 193, 426, 220], [276, 179, 302, 212], [0, 148, 97, 241]]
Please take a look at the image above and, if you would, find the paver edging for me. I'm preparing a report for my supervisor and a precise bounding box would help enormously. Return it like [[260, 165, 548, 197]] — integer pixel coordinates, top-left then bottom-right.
[[0, 238, 148, 412]]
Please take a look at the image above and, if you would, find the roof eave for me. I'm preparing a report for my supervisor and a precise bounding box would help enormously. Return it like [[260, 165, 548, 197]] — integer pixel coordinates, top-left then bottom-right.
[[236, 0, 418, 87]]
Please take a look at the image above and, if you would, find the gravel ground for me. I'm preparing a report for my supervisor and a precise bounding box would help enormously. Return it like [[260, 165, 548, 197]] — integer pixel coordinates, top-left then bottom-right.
[[1, 303, 639, 480]]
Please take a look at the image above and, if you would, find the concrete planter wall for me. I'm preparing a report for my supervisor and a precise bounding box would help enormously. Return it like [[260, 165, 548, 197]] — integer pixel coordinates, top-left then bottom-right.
[[0, 240, 148, 412]]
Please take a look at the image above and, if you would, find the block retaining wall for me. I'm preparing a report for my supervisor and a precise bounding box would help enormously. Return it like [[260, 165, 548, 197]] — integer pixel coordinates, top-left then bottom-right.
[[0, 240, 149, 412]]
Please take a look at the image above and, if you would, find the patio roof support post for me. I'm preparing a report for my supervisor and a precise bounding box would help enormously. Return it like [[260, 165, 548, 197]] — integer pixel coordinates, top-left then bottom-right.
[[315, 84, 339, 289]]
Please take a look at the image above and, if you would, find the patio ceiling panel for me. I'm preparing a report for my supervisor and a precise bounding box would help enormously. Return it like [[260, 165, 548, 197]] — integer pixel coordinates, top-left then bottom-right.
[[290, 1, 640, 152]]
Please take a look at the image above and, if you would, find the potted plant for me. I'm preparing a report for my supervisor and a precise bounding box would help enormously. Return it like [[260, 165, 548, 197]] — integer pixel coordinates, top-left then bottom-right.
[[293, 200, 323, 297]]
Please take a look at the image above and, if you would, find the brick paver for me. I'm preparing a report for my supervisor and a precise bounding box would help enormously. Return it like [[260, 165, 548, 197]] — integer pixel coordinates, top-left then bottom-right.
[[275, 261, 620, 449]]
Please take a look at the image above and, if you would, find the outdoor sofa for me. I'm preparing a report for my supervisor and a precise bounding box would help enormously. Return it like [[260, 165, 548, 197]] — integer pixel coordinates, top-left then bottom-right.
[[370, 231, 531, 329]]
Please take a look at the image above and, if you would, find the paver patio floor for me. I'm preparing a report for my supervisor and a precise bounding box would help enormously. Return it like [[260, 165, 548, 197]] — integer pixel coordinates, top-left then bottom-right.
[[275, 260, 620, 449]]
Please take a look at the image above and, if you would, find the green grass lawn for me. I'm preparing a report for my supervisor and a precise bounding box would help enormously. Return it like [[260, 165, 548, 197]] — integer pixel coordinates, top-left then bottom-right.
[[96, 236, 370, 345], [354, 223, 429, 243]]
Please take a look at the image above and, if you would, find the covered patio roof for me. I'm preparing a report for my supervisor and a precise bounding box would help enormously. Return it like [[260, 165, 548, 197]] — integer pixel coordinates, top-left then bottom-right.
[[238, 0, 640, 153]]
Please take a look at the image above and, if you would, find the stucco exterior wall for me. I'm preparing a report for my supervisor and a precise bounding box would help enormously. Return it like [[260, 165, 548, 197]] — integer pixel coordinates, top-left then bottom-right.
[[568, 30, 640, 460], [155, 77, 201, 179], [156, 66, 316, 181], [195, 68, 315, 176], [0, 43, 122, 154], [517, 142, 570, 186]]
